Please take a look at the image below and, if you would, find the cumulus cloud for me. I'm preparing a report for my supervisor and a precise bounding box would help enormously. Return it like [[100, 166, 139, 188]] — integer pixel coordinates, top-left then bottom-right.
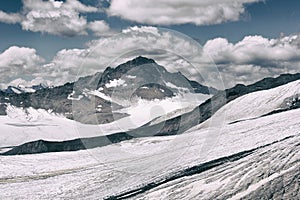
[[0, 11, 22, 24], [202, 34, 300, 87], [25, 26, 300, 90], [2, 27, 300, 90], [68, 26, 300, 89], [88, 20, 114, 36], [204, 35, 300, 65], [0, 0, 113, 37], [0, 0, 264, 36], [107, 0, 262, 26], [21, 0, 98, 36], [41, 26, 224, 89], [0, 46, 45, 88]]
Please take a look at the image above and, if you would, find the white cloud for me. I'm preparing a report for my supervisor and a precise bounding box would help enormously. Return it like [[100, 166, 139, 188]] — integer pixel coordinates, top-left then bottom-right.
[[0, 0, 114, 37], [0, 0, 264, 36], [21, 0, 98, 36], [88, 20, 113, 36], [0, 46, 45, 88], [0, 46, 44, 71], [0, 11, 22, 24], [107, 0, 262, 26], [43, 26, 223, 89], [2, 27, 300, 90], [202, 34, 300, 87], [36, 27, 300, 90], [204, 35, 300, 65]]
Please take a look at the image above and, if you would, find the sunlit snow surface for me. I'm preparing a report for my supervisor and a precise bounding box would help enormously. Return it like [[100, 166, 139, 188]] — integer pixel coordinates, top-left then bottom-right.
[[0, 81, 300, 199], [0, 92, 210, 148], [190, 79, 300, 132], [0, 108, 299, 199]]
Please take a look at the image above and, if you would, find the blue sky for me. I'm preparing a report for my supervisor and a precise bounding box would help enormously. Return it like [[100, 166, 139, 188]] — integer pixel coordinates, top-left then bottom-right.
[[0, 0, 300, 89]]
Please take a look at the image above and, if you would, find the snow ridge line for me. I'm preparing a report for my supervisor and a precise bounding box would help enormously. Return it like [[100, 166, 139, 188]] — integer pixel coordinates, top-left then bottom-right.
[[229, 107, 300, 125], [104, 134, 299, 200]]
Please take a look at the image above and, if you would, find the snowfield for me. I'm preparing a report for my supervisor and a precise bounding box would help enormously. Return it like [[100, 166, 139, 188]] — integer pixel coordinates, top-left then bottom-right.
[[194, 79, 300, 130], [0, 92, 210, 148], [0, 80, 300, 199], [219, 79, 300, 123], [115, 92, 210, 129], [0, 107, 299, 199], [133, 132, 300, 200]]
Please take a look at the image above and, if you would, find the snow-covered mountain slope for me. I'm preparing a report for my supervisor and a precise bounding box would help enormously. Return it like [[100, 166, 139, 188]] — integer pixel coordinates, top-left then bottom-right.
[[4, 75, 300, 155], [195, 79, 300, 130], [132, 133, 300, 200], [147, 105, 196, 126], [0, 106, 299, 199], [0, 91, 209, 148], [0, 56, 217, 126], [1, 74, 300, 199], [0, 105, 103, 148], [116, 92, 209, 128]]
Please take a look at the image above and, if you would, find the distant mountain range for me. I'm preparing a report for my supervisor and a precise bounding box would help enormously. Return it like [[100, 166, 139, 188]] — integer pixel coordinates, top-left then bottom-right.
[[2, 84, 48, 94], [3, 71, 300, 156], [0, 56, 218, 124]]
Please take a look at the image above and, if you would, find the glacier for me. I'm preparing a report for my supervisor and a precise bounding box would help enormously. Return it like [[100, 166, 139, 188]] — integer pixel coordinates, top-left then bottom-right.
[[0, 79, 299, 199]]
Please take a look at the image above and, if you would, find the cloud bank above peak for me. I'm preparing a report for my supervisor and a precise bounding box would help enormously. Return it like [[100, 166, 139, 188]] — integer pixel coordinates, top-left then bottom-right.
[[1, 26, 300, 90]]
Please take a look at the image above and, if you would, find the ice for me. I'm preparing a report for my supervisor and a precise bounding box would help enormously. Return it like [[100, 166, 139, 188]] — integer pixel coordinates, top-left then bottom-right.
[[89, 90, 112, 101], [114, 93, 210, 129], [1, 80, 300, 199], [127, 75, 136, 79], [165, 81, 189, 92], [219, 79, 300, 123], [0, 91, 209, 147], [10, 87, 22, 94], [105, 79, 127, 88], [191, 79, 300, 130], [0, 108, 299, 199], [149, 105, 196, 125], [67, 91, 83, 100]]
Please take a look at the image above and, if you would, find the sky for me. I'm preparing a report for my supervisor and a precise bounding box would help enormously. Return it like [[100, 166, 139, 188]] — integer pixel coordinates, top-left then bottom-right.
[[0, 0, 300, 89]]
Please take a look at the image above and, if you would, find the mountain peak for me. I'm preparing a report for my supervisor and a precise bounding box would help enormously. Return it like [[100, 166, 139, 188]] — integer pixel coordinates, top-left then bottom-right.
[[128, 56, 156, 65], [99, 56, 156, 86]]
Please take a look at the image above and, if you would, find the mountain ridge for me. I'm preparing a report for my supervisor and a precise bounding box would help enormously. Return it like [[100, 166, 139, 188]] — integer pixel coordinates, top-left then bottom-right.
[[3, 72, 300, 155], [0, 56, 216, 125]]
